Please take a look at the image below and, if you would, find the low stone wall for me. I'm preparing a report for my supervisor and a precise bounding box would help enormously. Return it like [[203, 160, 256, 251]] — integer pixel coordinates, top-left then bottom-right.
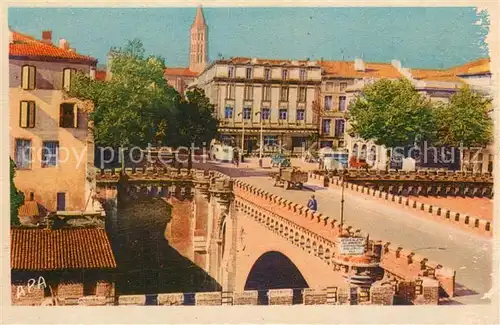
[[308, 173, 492, 238]]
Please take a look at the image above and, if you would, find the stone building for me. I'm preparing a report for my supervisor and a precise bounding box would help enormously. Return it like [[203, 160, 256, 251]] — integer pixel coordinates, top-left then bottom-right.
[[317, 59, 402, 149], [164, 6, 208, 94], [195, 57, 322, 156], [9, 29, 100, 223]]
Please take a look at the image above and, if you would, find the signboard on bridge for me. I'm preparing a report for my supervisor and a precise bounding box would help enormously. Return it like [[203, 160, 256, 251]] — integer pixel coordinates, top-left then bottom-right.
[[338, 237, 366, 255]]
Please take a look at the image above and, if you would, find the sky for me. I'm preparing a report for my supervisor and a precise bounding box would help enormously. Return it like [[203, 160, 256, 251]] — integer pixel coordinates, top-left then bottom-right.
[[8, 7, 490, 69]]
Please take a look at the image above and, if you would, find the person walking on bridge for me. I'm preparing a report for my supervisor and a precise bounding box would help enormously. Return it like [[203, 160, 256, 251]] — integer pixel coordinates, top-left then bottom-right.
[[307, 194, 317, 212]]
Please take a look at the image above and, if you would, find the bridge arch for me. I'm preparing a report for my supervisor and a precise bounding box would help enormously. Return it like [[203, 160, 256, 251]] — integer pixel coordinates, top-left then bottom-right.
[[244, 251, 309, 291]]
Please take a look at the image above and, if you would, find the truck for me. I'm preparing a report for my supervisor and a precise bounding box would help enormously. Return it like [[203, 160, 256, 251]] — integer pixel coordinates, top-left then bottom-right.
[[273, 167, 309, 190]]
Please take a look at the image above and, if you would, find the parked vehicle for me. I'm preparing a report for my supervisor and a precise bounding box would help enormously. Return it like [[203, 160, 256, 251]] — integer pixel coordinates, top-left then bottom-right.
[[323, 151, 349, 171], [273, 167, 308, 190], [271, 153, 291, 168], [210, 144, 234, 162]]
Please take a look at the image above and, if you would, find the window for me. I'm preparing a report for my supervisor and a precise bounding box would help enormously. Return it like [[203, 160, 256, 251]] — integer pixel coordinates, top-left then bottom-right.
[[227, 84, 235, 99], [83, 281, 97, 296], [264, 68, 271, 80], [280, 87, 289, 101], [279, 109, 288, 120], [224, 106, 234, 119], [264, 135, 278, 146], [15, 139, 32, 169], [56, 192, 66, 211], [243, 107, 252, 120], [261, 108, 270, 120], [19, 101, 36, 128], [296, 109, 305, 121], [334, 119, 345, 137], [62, 68, 76, 91], [325, 82, 333, 92], [244, 85, 253, 100], [339, 96, 347, 112], [322, 119, 331, 134], [228, 66, 235, 78], [42, 141, 59, 168], [59, 103, 77, 128], [299, 69, 307, 81], [340, 82, 347, 91], [246, 67, 253, 79], [324, 96, 332, 110], [21, 65, 36, 90], [221, 134, 235, 145], [282, 69, 288, 80], [298, 87, 307, 102], [263, 86, 271, 101]]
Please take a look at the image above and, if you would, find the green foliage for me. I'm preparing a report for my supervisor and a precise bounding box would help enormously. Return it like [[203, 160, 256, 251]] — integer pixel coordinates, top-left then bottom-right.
[[67, 39, 176, 148], [166, 87, 219, 154], [434, 85, 492, 148], [348, 78, 436, 148], [10, 158, 24, 226]]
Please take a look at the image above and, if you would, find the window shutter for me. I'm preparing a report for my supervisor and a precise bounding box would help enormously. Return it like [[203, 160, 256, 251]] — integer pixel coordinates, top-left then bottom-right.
[[20, 102, 28, 127], [63, 69, 71, 91], [22, 66, 29, 89], [59, 105, 63, 127], [73, 104, 78, 128], [28, 102, 35, 128], [28, 66, 35, 89]]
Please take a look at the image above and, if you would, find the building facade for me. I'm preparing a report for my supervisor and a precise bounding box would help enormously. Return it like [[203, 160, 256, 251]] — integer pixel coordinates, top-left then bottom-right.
[[164, 6, 207, 94], [195, 57, 322, 155], [9, 29, 98, 220]]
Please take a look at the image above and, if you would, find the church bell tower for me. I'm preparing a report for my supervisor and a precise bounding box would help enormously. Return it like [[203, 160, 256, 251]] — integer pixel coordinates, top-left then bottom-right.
[[189, 6, 208, 73]]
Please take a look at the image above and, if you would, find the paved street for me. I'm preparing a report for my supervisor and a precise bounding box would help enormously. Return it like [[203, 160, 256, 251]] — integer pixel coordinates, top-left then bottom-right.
[[195, 158, 493, 305]]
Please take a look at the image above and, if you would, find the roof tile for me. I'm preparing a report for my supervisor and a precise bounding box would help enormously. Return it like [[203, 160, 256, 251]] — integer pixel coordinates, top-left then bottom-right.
[[11, 228, 117, 271]]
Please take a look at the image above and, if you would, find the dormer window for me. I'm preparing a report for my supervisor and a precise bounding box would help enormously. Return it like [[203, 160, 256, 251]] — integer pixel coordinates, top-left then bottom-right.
[[299, 69, 307, 81], [63, 68, 77, 91], [21, 65, 36, 90], [282, 69, 288, 80], [264, 68, 271, 80], [228, 66, 235, 78], [246, 67, 253, 79]]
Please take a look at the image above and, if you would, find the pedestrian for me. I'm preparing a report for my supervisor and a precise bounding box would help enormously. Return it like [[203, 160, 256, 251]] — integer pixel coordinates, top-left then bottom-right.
[[307, 194, 318, 212]]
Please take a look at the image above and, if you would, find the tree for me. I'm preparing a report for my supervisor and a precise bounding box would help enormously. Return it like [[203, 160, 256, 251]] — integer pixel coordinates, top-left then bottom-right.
[[10, 158, 24, 226], [166, 87, 219, 170], [434, 85, 492, 148], [434, 85, 493, 170], [67, 39, 177, 168], [348, 79, 436, 167]]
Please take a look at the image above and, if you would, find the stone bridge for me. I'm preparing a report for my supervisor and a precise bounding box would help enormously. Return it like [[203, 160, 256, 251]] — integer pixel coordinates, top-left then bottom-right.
[[320, 170, 493, 198], [94, 167, 455, 305]]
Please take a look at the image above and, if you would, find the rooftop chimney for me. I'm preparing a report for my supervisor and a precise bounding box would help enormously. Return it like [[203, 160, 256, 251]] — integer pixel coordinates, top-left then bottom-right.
[[59, 38, 70, 50], [391, 59, 402, 71], [41, 30, 52, 44], [354, 58, 365, 72]]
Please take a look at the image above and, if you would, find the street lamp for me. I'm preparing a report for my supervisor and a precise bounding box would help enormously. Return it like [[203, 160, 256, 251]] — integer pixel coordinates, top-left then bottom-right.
[[255, 111, 264, 167], [340, 169, 346, 228], [237, 111, 246, 161]]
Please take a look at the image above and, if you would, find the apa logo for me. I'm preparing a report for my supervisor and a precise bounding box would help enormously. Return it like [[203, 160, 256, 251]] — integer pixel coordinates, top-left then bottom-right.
[[16, 276, 47, 299]]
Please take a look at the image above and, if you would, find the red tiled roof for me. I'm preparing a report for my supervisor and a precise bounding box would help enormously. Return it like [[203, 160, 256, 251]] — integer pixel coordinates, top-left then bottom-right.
[[9, 30, 97, 63], [11, 228, 117, 271], [320, 61, 403, 79], [95, 70, 107, 81], [18, 201, 40, 217], [410, 58, 490, 81], [164, 67, 198, 77]]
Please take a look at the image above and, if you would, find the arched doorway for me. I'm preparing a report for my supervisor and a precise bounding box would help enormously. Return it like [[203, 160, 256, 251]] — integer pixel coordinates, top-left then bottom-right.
[[244, 251, 309, 304], [369, 145, 377, 163], [352, 143, 359, 157], [360, 144, 367, 161]]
